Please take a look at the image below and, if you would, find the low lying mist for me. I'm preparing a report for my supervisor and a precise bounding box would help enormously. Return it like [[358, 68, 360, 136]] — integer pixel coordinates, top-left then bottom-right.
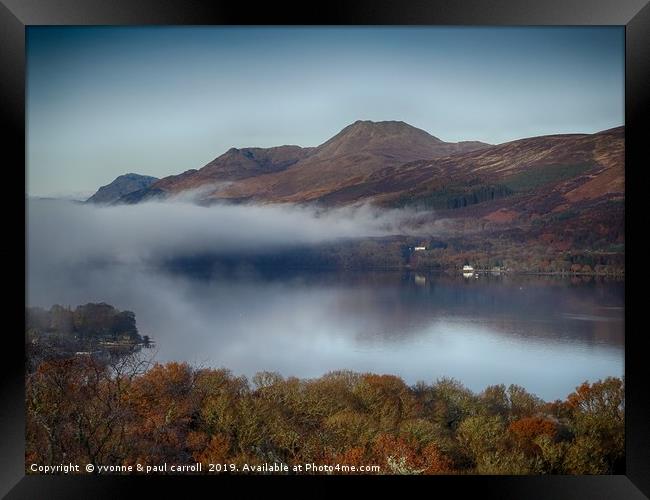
[[27, 198, 434, 269]]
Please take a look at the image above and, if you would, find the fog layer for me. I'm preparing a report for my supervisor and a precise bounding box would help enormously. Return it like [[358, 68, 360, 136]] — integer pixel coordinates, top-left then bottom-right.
[[28, 198, 428, 270]]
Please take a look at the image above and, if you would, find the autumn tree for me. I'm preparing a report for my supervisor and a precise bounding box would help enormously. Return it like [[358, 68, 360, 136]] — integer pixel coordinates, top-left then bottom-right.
[[26, 353, 148, 469], [564, 378, 624, 474]]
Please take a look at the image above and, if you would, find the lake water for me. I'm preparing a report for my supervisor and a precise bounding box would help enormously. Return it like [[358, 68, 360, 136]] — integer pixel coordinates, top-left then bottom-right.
[[27, 262, 624, 401]]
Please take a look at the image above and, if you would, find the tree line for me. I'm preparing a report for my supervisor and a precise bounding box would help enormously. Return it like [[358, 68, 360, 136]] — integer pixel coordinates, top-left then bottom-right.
[[26, 353, 624, 475]]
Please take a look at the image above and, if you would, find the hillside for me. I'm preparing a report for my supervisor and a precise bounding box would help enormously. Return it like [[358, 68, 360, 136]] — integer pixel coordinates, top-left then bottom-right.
[[378, 126, 625, 254]]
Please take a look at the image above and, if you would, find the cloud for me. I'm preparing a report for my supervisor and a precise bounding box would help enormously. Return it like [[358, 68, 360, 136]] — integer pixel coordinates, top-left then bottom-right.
[[27, 198, 433, 270], [164, 181, 235, 203]]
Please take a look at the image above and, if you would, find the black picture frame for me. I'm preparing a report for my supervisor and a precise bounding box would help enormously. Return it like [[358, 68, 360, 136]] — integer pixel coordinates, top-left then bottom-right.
[[2, 1, 647, 498]]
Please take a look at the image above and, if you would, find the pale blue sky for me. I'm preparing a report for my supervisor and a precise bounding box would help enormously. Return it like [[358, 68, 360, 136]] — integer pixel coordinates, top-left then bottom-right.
[[27, 27, 624, 197]]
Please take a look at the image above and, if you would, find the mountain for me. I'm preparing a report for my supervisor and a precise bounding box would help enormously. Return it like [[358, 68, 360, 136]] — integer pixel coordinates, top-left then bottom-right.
[[310, 120, 488, 160], [89, 120, 623, 272], [103, 121, 623, 253], [186, 122, 622, 211], [86, 173, 159, 204], [118, 120, 490, 204]]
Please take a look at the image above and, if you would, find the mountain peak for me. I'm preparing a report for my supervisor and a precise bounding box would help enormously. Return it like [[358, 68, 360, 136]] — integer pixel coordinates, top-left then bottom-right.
[[117, 173, 157, 181], [346, 119, 431, 134], [86, 173, 159, 204], [312, 120, 445, 160], [353, 119, 406, 125]]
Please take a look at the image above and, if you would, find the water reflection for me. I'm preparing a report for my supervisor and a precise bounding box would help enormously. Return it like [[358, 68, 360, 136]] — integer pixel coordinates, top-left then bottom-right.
[[27, 266, 624, 401]]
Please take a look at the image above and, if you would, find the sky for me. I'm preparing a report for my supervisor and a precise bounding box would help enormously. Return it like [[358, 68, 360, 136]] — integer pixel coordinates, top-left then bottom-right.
[[26, 26, 624, 198]]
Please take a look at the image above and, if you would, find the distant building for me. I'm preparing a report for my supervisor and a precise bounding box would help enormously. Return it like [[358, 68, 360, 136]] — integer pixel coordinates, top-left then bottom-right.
[[414, 246, 426, 251], [462, 265, 475, 278]]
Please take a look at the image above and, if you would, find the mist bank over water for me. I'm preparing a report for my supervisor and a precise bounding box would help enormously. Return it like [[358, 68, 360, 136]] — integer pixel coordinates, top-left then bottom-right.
[[28, 196, 626, 279], [27, 198, 440, 268]]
